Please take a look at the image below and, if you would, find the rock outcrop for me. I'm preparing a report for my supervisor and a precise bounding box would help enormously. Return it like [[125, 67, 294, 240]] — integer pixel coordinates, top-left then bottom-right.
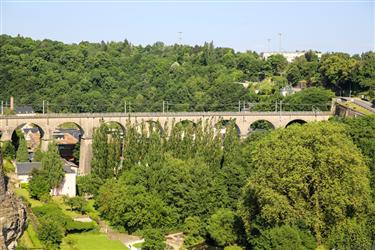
[[0, 153, 27, 250]]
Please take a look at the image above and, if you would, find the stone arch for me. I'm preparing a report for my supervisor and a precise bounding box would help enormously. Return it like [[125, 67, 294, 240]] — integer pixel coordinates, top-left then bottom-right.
[[285, 119, 307, 128], [145, 120, 164, 135], [11, 123, 46, 160], [216, 119, 241, 136], [53, 122, 84, 163], [104, 121, 125, 137], [249, 120, 275, 133], [175, 120, 196, 129]]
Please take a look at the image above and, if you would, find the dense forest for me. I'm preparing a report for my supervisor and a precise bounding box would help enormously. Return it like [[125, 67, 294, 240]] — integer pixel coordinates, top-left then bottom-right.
[[0, 35, 374, 113], [70, 116, 375, 249]]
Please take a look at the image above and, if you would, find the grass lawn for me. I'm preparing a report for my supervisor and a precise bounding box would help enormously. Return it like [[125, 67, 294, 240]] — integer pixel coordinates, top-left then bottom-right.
[[52, 196, 83, 218], [61, 232, 129, 250], [18, 223, 43, 249], [340, 102, 373, 115], [14, 188, 43, 207]]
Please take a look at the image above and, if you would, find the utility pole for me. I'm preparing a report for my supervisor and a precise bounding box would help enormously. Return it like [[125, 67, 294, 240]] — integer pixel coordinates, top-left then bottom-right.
[[162, 101, 165, 113], [279, 101, 283, 115], [278, 33, 282, 52], [42, 100, 45, 114], [238, 101, 241, 112], [267, 38, 271, 52], [124, 101, 127, 114], [1, 101, 3, 115], [178, 32, 183, 45], [275, 100, 278, 112]]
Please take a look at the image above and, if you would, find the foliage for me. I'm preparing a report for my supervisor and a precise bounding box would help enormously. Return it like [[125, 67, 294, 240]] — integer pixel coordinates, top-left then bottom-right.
[[65, 220, 96, 233], [2, 141, 15, 160], [42, 142, 64, 188], [29, 169, 50, 200], [76, 174, 103, 196], [206, 209, 238, 247], [283, 87, 334, 111], [337, 115, 375, 198], [325, 218, 372, 250], [239, 122, 373, 245], [63, 196, 88, 214], [16, 138, 29, 162], [142, 228, 166, 250], [252, 225, 316, 250], [37, 218, 65, 249], [32, 147, 44, 162], [183, 216, 205, 247]]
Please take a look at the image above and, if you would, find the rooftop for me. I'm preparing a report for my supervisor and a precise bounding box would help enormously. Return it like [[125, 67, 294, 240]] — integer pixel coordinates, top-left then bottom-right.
[[15, 162, 76, 175]]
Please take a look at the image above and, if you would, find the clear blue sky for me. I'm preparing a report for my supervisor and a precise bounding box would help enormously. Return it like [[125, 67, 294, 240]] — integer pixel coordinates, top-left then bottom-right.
[[1, 0, 374, 54]]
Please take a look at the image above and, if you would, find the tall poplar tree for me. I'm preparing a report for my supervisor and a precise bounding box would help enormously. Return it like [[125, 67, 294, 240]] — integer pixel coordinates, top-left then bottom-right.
[[91, 123, 112, 180], [42, 142, 64, 188], [16, 138, 29, 162]]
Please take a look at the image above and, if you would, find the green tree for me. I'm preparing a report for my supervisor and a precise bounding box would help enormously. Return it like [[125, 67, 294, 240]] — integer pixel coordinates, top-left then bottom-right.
[[207, 209, 238, 247], [326, 218, 372, 250], [42, 143, 64, 189], [16, 138, 29, 162], [267, 54, 288, 76], [183, 216, 205, 247], [142, 228, 166, 250], [252, 225, 316, 250], [283, 87, 334, 111], [91, 123, 112, 181], [32, 147, 44, 162], [1, 141, 15, 160], [37, 218, 65, 249], [29, 169, 50, 200], [337, 115, 375, 198], [239, 122, 373, 245]]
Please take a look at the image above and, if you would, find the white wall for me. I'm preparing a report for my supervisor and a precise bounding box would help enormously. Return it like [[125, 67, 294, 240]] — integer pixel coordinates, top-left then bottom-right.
[[51, 173, 76, 197]]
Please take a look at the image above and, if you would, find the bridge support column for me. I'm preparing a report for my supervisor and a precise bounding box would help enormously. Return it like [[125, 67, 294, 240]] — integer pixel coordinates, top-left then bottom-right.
[[79, 138, 92, 175], [41, 139, 52, 151]]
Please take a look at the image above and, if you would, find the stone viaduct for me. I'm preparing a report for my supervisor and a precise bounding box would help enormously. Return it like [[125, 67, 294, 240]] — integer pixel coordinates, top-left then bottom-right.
[[0, 111, 332, 174]]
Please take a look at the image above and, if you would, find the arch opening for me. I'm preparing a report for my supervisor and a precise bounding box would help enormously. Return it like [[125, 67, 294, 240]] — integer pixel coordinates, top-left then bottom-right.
[[285, 119, 307, 128], [11, 123, 45, 162], [215, 119, 241, 137], [53, 122, 84, 165], [249, 120, 275, 133]]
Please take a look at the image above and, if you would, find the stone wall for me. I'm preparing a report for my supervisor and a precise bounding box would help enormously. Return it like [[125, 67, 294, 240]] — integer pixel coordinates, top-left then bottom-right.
[[0, 152, 27, 250]]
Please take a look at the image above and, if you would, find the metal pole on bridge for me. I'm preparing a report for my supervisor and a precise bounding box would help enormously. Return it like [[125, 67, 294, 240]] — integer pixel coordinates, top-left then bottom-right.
[[43, 100, 45, 114], [238, 101, 241, 112], [1, 101, 3, 115]]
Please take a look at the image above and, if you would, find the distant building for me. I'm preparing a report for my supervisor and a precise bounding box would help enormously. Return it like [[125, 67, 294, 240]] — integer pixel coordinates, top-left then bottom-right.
[[15, 106, 35, 116], [280, 85, 304, 96], [261, 51, 322, 63], [15, 161, 77, 197]]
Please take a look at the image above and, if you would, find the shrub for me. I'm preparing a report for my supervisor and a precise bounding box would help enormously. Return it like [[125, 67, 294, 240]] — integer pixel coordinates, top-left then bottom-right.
[[66, 220, 96, 233], [252, 225, 316, 250], [224, 246, 243, 250], [207, 209, 238, 247], [142, 228, 166, 250], [37, 218, 65, 249]]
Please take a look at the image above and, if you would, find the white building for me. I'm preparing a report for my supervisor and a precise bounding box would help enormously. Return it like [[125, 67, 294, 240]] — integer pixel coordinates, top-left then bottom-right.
[[261, 51, 322, 63], [15, 162, 76, 197]]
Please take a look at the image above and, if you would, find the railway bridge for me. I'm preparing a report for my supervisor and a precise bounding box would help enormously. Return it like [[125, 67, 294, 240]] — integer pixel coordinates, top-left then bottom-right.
[[0, 111, 332, 174]]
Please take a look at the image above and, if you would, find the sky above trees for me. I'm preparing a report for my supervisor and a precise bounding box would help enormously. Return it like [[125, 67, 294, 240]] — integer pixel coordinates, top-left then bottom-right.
[[1, 0, 373, 54]]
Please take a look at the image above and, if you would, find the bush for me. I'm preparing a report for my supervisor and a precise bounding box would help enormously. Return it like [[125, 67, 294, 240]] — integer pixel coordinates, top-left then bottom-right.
[[66, 220, 96, 233], [142, 228, 166, 250], [29, 169, 50, 200], [37, 218, 65, 249], [207, 209, 238, 247], [252, 225, 316, 250], [20, 183, 29, 189], [2, 141, 15, 160]]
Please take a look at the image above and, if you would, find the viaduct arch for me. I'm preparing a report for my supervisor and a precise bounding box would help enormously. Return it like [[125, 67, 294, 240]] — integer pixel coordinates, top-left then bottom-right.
[[0, 111, 332, 174]]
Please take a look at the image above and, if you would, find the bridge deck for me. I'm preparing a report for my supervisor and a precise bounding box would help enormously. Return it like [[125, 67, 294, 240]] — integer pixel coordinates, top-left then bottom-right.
[[0, 111, 332, 119]]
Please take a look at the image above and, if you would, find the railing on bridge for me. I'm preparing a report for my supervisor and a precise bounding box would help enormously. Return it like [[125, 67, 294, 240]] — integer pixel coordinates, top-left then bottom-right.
[[0, 111, 333, 119]]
